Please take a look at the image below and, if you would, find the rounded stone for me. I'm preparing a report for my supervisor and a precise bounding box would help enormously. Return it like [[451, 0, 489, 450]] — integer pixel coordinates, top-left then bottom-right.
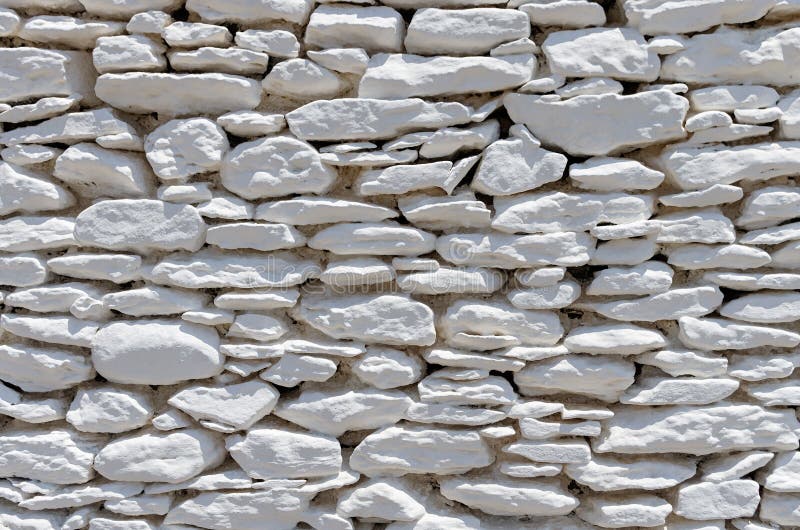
[[220, 136, 336, 199], [91, 320, 223, 385], [93, 428, 227, 484], [145, 117, 229, 181]]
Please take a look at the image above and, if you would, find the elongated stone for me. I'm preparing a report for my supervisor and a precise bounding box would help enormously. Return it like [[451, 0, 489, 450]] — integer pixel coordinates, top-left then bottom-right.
[[594, 403, 800, 455], [95, 72, 261, 115], [359, 53, 534, 99]]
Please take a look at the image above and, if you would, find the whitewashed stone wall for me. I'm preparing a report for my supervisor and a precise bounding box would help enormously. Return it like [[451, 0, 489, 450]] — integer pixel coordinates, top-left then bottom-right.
[[1, 0, 800, 529]]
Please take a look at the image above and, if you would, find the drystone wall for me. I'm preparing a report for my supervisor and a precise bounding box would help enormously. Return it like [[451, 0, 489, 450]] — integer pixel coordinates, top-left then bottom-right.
[[2, 0, 800, 529]]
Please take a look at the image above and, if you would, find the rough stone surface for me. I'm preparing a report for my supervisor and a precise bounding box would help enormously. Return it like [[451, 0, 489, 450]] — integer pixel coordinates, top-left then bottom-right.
[[0, 3, 798, 529]]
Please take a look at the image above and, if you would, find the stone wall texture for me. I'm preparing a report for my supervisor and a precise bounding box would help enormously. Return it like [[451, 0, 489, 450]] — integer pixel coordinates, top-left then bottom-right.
[[1, 0, 800, 529]]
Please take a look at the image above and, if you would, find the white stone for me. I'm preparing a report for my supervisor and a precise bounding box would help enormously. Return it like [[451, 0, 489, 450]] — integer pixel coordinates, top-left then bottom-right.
[[92, 320, 223, 385], [720, 292, 800, 323], [577, 494, 672, 528], [93, 35, 165, 73], [54, 143, 153, 198], [263, 59, 345, 99], [544, 28, 660, 81], [0, 162, 74, 216], [226, 313, 287, 342], [94, 428, 226, 484], [0, 7, 19, 36], [18, 16, 124, 49], [260, 354, 338, 387], [321, 257, 395, 287], [586, 286, 724, 322], [145, 118, 228, 181], [0, 254, 47, 287], [405, 8, 529, 56], [655, 209, 735, 243], [95, 73, 261, 115], [296, 294, 436, 346], [307, 47, 369, 74], [515, 354, 635, 401], [185, 0, 314, 24], [337, 478, 425, 522], [352, 347, 424, 389], [565, 324, 667, 355], [2, 144, 61, 166], [127, 10, 173, 34], [441, 299, 562, 349], [660, 185, 744, 208], [217, 110, 284, 137], [350, 425, 493, 476], [357, 161, 454, 196], [689, 85, 779, 111], [679, 316, 800, 351], [79, 0, 179, 16], [587, 261, 673, 296], [622, 0, 784, 34], [0, 108, 133, 146], [761, 491, 800, 526], [66, 386, 152, 433], [503, 439, 591, 464], [0, 343, 94, 392], [419, 373, 516, 406], [778, 89, 800, 138], [309, 222, 435, 256], [594, 403, 800, 455], [439, 475, 577, 516], [47, 254, 141, 284], [0, 216, 76, 252], [667, 244, 771, 270], [226, 426, 341, 479], [661, 26, 800, 86], [566, 454, 696, 491], [286, 97, 472, 141], [519, 0, 605, 28], [621, 376, 739, 405], [0, 96, 79, 124], [419, 120, 500, 158], [276, 388, 412, 436], [0, 427, 104, 485], [437, 232, 595, 269], [398, 193, 492, 230], [165, 489, 311, 530], [556, 77, 624, 98], [686, 111, 733, 132], [676, 480, 760, 520], [169, 46, 268, 75], [737, 185, 800, 228], [197, 194, 253, 220], [162, 21, 231, 47], [147, 249, 319, 289], [359, 53, 534, 99], [701, 451, 774, 482], [206, 222, 305, 252], [221, 136, 335, 199], [235, 29, 298, 57], [505, 90, 688, 156], [75, 199, 206, 252], [306, 5, 404, 52], [569, 157, 664, 191], [728, 352, 800, 381], [168, 380, 279, 432], [472, 137, 567, 195], [492, 192, 653, 233], [1, 314, 98, 347], [637, 348, 727, 378]]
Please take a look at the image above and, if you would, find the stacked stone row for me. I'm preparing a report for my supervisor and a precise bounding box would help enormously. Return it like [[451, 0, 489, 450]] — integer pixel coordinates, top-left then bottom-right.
[[1, 0, 800, 529]]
